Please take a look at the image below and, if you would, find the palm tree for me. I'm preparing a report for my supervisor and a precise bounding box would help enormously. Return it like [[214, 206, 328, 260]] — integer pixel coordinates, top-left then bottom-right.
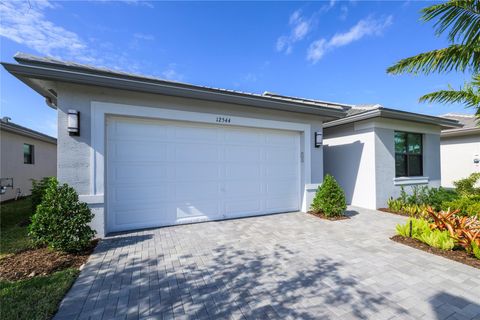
[[387, 0, 480, 118]]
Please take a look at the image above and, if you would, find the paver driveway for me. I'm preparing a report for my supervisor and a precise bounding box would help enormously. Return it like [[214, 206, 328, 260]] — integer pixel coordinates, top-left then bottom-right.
[[55, 207, 480, 320]]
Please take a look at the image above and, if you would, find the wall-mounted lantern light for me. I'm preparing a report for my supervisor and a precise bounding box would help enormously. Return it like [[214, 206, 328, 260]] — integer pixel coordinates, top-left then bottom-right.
[[314, 131, 323, 148], [67, 110, 80, 136]]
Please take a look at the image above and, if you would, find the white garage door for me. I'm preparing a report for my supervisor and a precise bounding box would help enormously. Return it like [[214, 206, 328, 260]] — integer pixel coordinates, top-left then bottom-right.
[[106, 116, 301, 232]]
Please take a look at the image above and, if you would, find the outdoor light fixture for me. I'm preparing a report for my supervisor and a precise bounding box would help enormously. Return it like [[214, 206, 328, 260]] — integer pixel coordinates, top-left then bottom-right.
[[314, 131, 323, 148], [67, 110, 80, 136]]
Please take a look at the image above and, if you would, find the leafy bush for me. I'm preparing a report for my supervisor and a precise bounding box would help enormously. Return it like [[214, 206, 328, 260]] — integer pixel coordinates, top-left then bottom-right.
[[396, 218, 455, 251], [442, 195, 480, 217], [29, 178, 95, 253], [472, 242, 480, 260], [389, 186, 459, 215], [311, 174, 347, 217], [454, 172, 480, 196], [30, 177, 53, 211], [396, 218, 431, 239], [418, 229, 455, 251]]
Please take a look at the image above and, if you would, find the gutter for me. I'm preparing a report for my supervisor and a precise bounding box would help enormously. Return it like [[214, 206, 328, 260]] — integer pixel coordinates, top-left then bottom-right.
[[1, 62, 346, 119], [324, 107, 461, 129], [441, 127, 480, 138]]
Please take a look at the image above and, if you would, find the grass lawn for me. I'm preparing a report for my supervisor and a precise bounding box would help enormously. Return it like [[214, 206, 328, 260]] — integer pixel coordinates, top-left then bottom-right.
[[0, 198, 80, 320], [0, 197, 35, 258], [0, 269, 79, 320]]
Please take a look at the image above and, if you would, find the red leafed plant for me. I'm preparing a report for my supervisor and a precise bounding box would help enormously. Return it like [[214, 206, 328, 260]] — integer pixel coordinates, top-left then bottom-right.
[[426, 207, 480, 250]]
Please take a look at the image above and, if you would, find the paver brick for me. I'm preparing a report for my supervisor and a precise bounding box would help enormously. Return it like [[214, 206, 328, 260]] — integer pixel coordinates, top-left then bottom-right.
[[54, 207, 480, 319]]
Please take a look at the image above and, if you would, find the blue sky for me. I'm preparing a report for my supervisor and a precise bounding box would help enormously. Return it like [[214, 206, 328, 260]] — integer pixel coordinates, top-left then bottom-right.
[[0, 0, 471, 137]]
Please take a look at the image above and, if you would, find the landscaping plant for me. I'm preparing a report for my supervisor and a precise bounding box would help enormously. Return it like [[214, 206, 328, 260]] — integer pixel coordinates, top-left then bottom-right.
[[311, 174, 347, 217], [30, 177, 53, 212], [454, 172, 480, 196], [472, 241, 480, 260], [29, 178, 95, 253], [442, 195, 480, 217], [395, 218, 455, 250], [426, 207, 480, 251]]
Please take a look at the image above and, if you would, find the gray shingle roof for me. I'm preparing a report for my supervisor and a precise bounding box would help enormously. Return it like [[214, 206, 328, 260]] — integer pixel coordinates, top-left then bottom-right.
[[440, 113, 479, 129]]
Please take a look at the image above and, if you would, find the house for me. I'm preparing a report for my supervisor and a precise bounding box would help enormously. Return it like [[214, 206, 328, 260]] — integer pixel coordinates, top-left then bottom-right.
[[439, 113, 480, 188], [1, 53, 459, 236], [322, 105, 459, 210], [0, 117, 57, 201]]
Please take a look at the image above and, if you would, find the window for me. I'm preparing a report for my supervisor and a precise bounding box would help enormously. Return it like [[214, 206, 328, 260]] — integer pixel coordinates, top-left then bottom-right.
[[23, 144, 34, 164], [394, 131, 422, 177]]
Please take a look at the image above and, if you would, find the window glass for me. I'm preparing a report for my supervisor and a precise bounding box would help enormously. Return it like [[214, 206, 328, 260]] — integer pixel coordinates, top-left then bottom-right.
[[394, 131, 422, 177], [394, 132, 407, 153], [24, 144, 34, 164]]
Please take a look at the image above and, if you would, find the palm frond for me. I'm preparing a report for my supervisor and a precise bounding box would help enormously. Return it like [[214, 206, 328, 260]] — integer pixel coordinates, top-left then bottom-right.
[[419, 83, 480, 110], [421, 0, 480, 45], [387, 44, 480, 75]]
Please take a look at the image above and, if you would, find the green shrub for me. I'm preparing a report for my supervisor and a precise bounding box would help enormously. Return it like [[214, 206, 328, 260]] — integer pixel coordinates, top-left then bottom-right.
[[472, 242, 480, 260], [425, 187, 459, 211], [454, 172, 480, 196], [442, 195, 480, 217], [396, 218, 431, 239], [418, 229, 455, 251], [311, 174, 347, 217], [396, 218, 455, 251], [30, 177, 53, 211], [29, 177, 95, 253]]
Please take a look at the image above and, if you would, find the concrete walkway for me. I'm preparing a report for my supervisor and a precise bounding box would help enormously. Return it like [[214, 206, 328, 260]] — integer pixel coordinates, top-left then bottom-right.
[[55, 207, 480, 319]]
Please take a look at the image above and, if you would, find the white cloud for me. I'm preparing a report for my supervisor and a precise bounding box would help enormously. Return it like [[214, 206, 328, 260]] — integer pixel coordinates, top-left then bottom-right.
[[0, 0, 93, 62], [161, 64, 184, 81], [307, 15, 393, 64], [133, 33, 155, 41], [276, 10, 313, 54]]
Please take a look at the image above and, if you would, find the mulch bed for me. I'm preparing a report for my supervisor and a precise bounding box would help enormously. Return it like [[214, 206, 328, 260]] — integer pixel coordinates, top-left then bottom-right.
[[378, 208, 410, 217], [0, 240, 98, 281], [391, 235, 480, 269], [308, 211, 350, 221]]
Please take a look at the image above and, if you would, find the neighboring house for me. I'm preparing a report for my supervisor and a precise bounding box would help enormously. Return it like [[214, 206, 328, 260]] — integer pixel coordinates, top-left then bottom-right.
[[322, 105, 458, 210], [0, 117, 57, 201], [1, 53, 459, 236], [439, 113, 480, 188]]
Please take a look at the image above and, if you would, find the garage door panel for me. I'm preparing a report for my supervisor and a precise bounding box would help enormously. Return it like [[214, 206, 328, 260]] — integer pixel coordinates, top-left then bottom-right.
[[175, 163, 220, 180], [107, 117, 301, 233], [176, 201, 221, 220], [173, 125, 219, 142], [175, 181, 220, 200], [111, 141, 170, 161], [266, 180, 300, 196], [225, 198, 263, 216], [225, 164, 261, 179], [175, 144, 219, 162], [266, 196, 299, 211], [224, 180, 263, 196], [224, 129, 263, 144], [112, 120, 169, 140], [265, 132, 298, 146], [110, 164, 170, 181], [265, 146, 298, 162], [224, 145, 262, 162]]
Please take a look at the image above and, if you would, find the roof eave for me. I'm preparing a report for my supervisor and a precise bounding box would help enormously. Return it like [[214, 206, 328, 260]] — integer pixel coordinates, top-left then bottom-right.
[[1, 62, 346, 119], [1, 123, 57, 144], [324, 108, 461, 129], [441, 127, 480, 137]]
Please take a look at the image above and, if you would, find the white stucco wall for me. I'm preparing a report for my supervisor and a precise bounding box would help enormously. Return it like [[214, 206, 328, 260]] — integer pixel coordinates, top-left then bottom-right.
[[323, 123, 377, 209], [0, 130, 57, 201], [56, 83, 329, 236], [441, 134, 480, 188], [324, 118, 443, 209]]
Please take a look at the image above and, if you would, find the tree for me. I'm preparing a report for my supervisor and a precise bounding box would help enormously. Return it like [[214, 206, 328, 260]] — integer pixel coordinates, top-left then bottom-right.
[[387, 0, 480, 118]]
